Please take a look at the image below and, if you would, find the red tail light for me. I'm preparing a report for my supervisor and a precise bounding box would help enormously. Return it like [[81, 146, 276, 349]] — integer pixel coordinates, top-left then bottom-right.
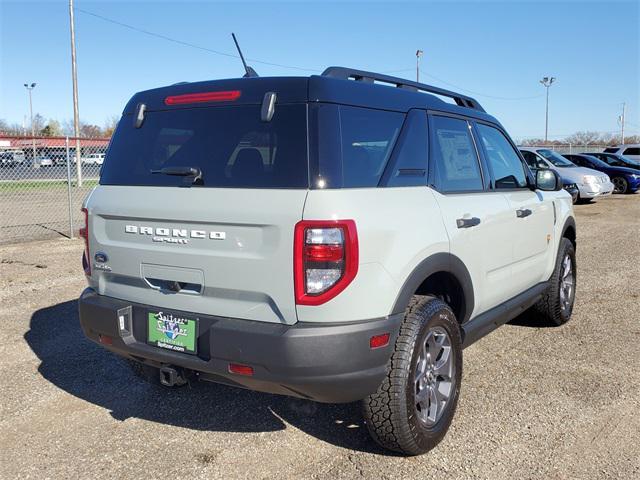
[[164, 90, 241, 105], [79, 207, 90, 276], [294, 220, 358, 306]]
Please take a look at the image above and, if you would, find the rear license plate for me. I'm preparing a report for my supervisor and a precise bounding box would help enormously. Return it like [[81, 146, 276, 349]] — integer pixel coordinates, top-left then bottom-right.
[[147, 311, 198, 354]]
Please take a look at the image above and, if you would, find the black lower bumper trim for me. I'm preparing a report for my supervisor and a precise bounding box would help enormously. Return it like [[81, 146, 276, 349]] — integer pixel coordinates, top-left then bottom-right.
[[78, 288, 402, 403]]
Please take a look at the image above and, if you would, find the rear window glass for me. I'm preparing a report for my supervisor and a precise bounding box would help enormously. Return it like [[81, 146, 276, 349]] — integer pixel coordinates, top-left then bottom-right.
[[309, 104, 404, 188], [603, 147, 618, 153], [100, 104, 308, 188], [623, 147, 640, 155]]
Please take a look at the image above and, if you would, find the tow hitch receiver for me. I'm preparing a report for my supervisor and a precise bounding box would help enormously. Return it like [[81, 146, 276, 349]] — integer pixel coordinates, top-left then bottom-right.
[[159, 366, 188, 387]]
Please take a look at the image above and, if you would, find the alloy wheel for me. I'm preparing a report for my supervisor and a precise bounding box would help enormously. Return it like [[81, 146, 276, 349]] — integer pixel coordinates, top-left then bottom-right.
[[414, 326, 455, 426], [559, 253, 575, 314], [613, 177, 627, 194]]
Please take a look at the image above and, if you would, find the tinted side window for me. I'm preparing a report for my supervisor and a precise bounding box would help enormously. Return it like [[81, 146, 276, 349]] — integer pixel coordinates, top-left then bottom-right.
[[623, 147, 640, 155], [476, 124, 527, 189], [573, 156, 588, 167], [521, 150, 545, 169], [339, 106, 404, 188], [572, 156, 590, 167], [430, 116, 483, 192], [603, 147, 618, 153], [384, 110, 428, 187]]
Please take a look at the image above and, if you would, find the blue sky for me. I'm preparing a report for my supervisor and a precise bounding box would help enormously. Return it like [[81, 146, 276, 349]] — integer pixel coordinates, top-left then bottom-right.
[[1, 0, 639, 140]]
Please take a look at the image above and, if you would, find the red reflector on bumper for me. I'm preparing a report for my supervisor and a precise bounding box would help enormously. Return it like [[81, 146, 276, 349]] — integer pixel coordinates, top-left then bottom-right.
[[98, 334, 113, 345], [228, 363, 254, 376], [369, 333, 390, 349]]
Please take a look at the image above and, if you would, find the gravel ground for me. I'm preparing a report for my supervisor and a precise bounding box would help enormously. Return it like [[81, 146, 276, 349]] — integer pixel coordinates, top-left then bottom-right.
[[1, 194, 639, 479]]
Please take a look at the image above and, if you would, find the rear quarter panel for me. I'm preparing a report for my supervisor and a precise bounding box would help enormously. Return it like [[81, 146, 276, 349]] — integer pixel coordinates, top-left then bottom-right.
[[298, 187, 448, 323]]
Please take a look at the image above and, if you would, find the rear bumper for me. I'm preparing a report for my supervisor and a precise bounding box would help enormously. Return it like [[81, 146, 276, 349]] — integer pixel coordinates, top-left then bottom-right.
[[78, 288, 401, 403]]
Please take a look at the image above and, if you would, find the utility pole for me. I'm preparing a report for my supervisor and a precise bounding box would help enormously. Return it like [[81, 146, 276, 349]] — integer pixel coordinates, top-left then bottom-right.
[[69, 0, 82, 186], [619, 102, 626, 145], [416, 50, 423, 82], [539, 76, 556, 143], [23, 83, 37, 167]]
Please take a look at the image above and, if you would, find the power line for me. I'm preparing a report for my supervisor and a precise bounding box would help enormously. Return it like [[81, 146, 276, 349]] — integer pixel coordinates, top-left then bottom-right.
[[420, 69, 544, 101], [75, 8, 322, 73]]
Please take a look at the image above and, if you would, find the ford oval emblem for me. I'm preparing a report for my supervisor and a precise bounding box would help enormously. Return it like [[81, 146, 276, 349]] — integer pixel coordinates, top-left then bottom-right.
[[94, 252, 108, 263]]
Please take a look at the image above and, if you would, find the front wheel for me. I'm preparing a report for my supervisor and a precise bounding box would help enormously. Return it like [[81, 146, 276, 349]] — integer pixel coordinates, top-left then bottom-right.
[[612, 176, 628, 194], [362, 296, 462, 455]]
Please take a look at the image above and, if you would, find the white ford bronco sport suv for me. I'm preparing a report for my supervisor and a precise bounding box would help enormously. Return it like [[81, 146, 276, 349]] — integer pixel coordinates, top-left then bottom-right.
[[78, 67, 577, 455]]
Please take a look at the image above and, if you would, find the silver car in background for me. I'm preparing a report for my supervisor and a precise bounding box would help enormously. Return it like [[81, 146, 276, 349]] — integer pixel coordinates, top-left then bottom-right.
[[519, 147, 613, 202]]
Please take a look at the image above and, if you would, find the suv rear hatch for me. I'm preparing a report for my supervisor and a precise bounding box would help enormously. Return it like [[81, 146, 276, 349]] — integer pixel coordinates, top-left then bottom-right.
[[86, 80, 309, 325]]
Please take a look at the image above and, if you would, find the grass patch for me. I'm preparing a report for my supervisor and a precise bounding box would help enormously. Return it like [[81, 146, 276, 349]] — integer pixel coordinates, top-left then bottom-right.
[[0, 179, 99, 192]]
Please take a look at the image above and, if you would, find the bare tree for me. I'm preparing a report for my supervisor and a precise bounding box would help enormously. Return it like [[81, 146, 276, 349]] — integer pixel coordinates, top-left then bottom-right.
[[31, 113, 46, 134], [80, 123, 103, 138], [564, 131, 602, 146], [103, 115, 119, 137]]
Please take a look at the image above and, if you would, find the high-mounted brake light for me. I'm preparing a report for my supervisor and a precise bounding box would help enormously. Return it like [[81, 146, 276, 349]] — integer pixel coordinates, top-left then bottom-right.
[[164, 90, 241, 106], [294, 220, 358, 306], [79, 207, 90, 276]]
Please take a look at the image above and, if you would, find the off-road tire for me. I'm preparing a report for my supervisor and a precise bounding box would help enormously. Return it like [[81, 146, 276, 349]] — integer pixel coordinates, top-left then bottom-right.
[[533, 237, 576, 326], [362, 296, 462, 455]]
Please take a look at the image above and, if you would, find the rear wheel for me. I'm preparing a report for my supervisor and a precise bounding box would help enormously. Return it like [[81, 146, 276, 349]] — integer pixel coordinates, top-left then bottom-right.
[[363, 296, 462, 455], [612, 176, 628, 194], [534, 238, 576, 326]]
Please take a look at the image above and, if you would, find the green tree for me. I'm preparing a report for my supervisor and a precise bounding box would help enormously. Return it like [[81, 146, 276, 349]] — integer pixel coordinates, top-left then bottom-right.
[[39, 119, 63, 137]]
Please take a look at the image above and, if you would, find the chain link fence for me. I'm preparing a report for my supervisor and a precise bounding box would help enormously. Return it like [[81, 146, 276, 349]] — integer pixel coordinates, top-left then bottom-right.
[[0, 137, 617, 244], [0, 135, 109, 243], [517, 144, 609, 154]]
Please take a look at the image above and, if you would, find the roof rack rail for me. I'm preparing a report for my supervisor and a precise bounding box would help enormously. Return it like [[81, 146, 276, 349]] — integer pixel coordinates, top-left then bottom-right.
[[321, 66, 485, 112]]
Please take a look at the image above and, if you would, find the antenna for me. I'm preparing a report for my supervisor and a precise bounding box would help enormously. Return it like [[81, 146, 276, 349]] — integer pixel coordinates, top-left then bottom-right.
[[231, 33, 258, 78]]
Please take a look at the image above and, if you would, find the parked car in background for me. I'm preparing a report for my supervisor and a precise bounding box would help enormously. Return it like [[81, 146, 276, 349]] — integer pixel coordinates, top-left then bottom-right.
[[603, 144, 640, 162], [519, 147, 612, 202], [36, 155, 53, 167], [562, 182, 579, 203], [0, 150, 25, 167], [52, 154, 68, 166], [563, 154, 640, 194], [583, 152, 640, 171], [81, 153, 105, 165]]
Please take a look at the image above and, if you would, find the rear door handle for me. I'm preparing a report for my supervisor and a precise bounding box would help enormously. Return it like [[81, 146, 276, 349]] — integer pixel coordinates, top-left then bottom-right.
[[516, 208, 533, 218], [456, 217, 481, 229]]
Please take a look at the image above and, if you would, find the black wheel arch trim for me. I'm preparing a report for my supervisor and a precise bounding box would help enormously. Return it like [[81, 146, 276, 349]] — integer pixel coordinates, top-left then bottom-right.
[[561, 216, 577, 247], [391, 252, 474, 323]]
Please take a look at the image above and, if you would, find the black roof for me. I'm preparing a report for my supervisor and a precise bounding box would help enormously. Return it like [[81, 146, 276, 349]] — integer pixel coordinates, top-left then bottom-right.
[[123, 66, 499, 125]]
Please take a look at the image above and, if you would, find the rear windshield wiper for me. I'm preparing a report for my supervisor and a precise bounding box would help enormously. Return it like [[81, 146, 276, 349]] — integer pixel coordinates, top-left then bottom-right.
[[151, 166, 202, 185]]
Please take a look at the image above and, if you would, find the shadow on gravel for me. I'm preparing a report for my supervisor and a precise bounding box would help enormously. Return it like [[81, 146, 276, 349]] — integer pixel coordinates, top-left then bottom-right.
[[25, 300, 386, 454], [508, 309, 560, 328]]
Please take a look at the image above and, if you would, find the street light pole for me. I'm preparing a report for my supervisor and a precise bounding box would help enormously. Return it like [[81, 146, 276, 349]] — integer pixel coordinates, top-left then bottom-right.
[[620, 102, 626, 145], [23, 83, 37, 167], [69, 0, 83, 186], [540, 76, 556, 143], [416, 50, 424, 82]]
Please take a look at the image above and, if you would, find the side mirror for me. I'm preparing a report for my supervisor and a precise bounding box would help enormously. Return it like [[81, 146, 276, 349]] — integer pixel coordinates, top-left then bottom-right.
[[535, 169, 562, 191]]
